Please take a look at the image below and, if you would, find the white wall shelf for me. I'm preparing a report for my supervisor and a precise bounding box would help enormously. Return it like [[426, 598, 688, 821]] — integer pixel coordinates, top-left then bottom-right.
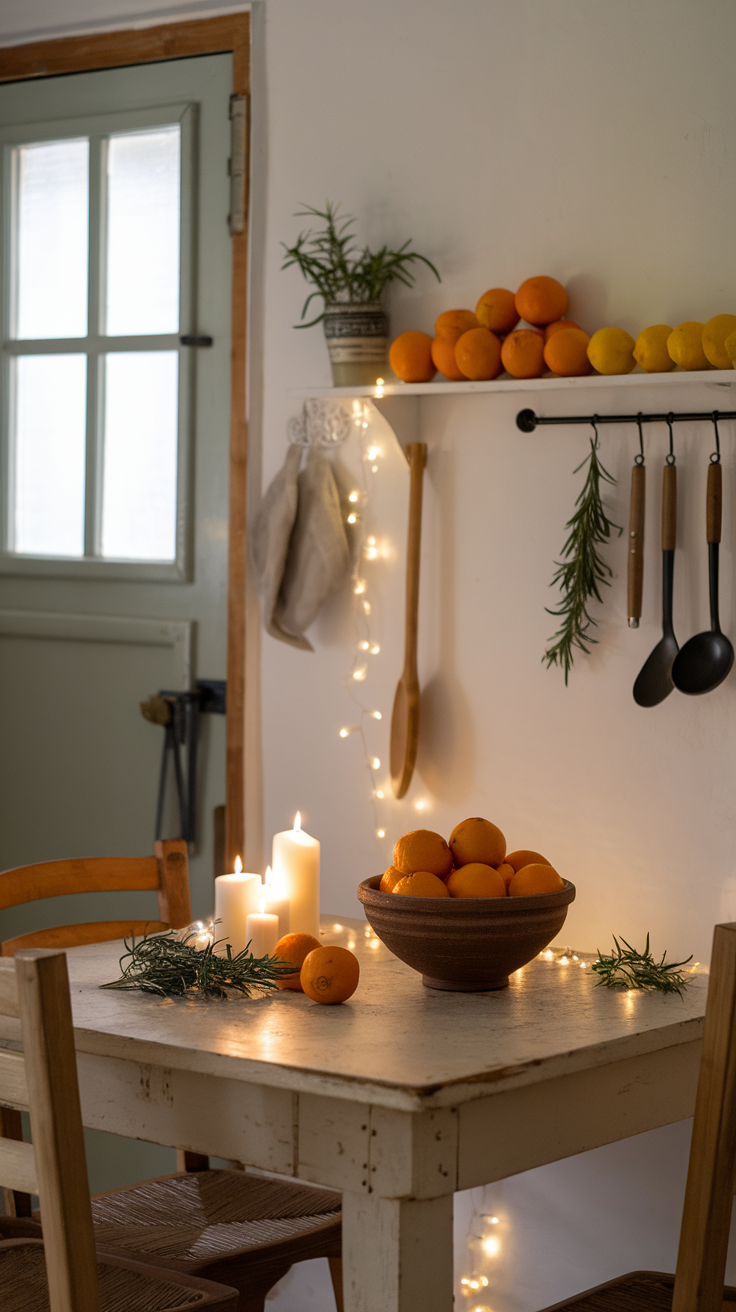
[[291, 368, 736, 400]]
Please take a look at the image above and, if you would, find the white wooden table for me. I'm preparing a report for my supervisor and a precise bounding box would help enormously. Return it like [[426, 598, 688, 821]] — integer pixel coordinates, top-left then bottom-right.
[[14, 920, 709, 1312]]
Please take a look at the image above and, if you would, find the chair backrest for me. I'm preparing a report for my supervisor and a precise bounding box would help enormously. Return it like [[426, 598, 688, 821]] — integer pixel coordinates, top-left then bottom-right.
[[672, 920, 736, 1312], [0, 839, 192, 955], [0, 949, 101, 1312]]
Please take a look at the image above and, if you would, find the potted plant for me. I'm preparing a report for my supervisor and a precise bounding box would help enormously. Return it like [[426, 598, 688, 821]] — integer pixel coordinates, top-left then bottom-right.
[[282, 202, 440, 386]]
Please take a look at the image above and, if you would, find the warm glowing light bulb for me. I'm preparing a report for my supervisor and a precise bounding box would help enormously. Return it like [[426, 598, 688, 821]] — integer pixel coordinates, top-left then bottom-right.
[[333, 923, 343, 930], [294, 812, 301, 831], [359, 640, 370, 650], [354, 579, 366, 595], [375, 378, 384, 386], [347, 939, 355, 949], [371, 757, 380, 769], [377, 828, 385, 838], [353, 666, 367, 681], [414, 799, 428, 811], [368, 535, 376, 545], [347, 513, 357, 524], [370, 644, 380, 654], [363, 600, 372, 614], [349, 491, 359, 503], [482, 1236, 500, 1256], [339, 728, 350, 738], [234, 855, 243, 874], [371, 464, 378, 472], [372, 710, 381, 719], [375, 788, 384, 799], [490, 1216, 499, 1224], [370, 938, 380, 947]]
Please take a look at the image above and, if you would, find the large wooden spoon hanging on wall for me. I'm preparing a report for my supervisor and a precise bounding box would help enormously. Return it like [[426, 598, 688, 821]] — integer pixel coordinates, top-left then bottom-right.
[[390, 442, 427, 798]]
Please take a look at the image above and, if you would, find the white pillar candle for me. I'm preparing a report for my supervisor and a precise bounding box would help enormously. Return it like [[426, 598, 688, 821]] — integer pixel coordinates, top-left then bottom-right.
[[262, 866, 290, 939], [245, 898, 279, 958], [214, 857, 262, 954], [271, 812, 320, 940]]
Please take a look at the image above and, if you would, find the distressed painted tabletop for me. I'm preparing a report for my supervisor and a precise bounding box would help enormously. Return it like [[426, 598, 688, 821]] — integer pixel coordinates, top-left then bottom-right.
[[48, 917, 708, 1113]]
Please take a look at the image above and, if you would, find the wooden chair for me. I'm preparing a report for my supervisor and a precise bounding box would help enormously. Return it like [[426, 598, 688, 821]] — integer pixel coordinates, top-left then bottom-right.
[[539, 920, 736, 1312], [0, 947, 239, 1311], [0, 845, 344, 1311], [0, 839, 192, 957]]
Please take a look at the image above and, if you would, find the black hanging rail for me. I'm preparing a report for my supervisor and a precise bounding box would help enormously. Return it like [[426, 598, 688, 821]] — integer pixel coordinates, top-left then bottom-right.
[[516, 407, 736, 433]]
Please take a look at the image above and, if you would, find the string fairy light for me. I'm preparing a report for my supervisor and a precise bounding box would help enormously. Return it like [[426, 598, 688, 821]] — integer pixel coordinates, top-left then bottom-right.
[[337, 400, 392, 842]]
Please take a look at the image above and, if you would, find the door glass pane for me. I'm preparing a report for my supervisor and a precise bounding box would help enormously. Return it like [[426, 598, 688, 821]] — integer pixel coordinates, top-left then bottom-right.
[[105, 127, 181, 336], [101, 352, 178, 560], [15, 139, 89, 340], [14, 354, 87, 556]]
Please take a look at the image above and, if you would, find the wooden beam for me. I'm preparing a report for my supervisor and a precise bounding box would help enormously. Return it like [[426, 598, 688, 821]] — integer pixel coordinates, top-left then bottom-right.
[[0, 15, 251, 874]]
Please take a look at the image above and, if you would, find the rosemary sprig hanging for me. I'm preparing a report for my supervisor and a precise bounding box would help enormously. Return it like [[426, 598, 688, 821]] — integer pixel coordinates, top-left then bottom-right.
[[544, 431, 621, 683], [591, 934, 693, 996], [100, 929, 293, 1000]]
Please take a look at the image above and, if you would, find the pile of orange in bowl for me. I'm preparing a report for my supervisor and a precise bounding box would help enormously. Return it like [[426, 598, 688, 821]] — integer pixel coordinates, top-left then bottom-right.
[[379, 817, 564, 899]]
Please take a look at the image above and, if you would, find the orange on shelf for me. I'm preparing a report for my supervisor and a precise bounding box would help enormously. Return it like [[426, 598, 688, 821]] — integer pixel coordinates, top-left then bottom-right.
[[394, 870, 450, 897], [543, 327, 591, 377], [455, 327, 502, 380], [475, 288, 518, 335], [431, 334, 466, 380], [274, 932, 322, 991], [515, 276, 568, 326], [501, 329, 545, 379], [300, 945, 359, 1003], [389, 330, 436, 383], [434, 308, 479, 339], [545, 319, 582, 342], [449, 816, 506, 868], [446, 863, 507, 898], [508, 863, 564, 896]]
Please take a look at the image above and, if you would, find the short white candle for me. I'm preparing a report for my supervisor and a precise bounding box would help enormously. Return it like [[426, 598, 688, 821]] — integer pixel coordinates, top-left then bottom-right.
[[272, 812, 320, 940], [262, 865, 290, 938], [246, 898, 279, 958], [214, 856, 262, 953]]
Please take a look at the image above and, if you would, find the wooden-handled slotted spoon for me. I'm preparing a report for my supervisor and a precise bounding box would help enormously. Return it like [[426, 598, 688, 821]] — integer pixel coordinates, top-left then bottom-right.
[[390, 441, 427, 799]]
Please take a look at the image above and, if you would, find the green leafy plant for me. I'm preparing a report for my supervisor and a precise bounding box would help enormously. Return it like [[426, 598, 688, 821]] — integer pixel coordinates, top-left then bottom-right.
[[100, 928, 292, 1000], [544, 435, 621, 682], [281, 201, 440, 327], [592, 934, 693, 996]]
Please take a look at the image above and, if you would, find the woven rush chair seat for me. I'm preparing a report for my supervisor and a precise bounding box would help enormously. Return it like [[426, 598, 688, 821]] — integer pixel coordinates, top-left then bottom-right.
[[89, 1169, 342, 1311], [0, 1238, 238, 1311], [541, 1271, 736, 1312]]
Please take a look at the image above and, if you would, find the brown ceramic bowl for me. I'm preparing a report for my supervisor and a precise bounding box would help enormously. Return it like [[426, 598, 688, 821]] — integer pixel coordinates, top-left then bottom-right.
[[357, 875, 576, 991]]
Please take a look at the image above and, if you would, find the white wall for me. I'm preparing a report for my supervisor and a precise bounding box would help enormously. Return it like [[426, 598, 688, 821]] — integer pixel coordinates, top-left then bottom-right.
[[4, 1, 736, 1306]]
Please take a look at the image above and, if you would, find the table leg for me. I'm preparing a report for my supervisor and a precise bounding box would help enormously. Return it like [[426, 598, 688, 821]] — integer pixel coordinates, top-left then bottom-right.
[[341, 1189, 453, 1312]]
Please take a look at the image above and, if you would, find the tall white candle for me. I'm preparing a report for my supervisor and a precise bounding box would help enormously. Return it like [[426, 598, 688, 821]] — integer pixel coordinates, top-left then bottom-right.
[[246, 898, 279, 958], [214, 856, 262, 953], [272, 812, 320, 940], [262, 866, 290, 939]]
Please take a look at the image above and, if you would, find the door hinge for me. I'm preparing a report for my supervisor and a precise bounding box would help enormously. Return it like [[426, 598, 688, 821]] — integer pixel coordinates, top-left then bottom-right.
[[228, 93, 249, 235]]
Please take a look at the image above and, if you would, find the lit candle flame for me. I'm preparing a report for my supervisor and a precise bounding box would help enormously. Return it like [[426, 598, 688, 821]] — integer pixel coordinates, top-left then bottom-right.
[[234, 855, 242, 875], [265, 865, 272, 886], [294, 811, 301, 832], [259, 896, 265, 915]]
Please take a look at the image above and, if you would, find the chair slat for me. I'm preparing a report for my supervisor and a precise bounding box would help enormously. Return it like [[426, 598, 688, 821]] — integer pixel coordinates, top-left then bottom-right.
[[2, 920, 169, 957], [0, 959, 19, 1017], [0, 1136, 38, 1196], [0, 857, 159, 910], [0, 1049, 28, 1106]]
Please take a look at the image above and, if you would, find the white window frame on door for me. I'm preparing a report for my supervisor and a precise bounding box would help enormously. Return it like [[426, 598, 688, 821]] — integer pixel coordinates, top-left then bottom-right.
[[0, 101, 196, 582]]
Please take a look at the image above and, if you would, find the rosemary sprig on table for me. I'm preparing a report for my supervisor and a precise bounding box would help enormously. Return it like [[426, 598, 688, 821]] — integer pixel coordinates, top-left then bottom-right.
[[591, 934, 693, 996], [100, 929, 292, 1000], [544, 436, 621, 683]]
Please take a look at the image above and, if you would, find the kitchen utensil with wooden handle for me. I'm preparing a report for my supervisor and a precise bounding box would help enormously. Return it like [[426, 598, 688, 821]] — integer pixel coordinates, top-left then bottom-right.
[[627, 463, 645, 627], [673, 458, 734, 694], [633, 463, 678, 706], [390, 442, 426, 799]]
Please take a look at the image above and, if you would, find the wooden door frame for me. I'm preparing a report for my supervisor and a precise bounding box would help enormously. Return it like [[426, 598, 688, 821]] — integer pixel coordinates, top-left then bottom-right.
[[0, 15, 251, 869]]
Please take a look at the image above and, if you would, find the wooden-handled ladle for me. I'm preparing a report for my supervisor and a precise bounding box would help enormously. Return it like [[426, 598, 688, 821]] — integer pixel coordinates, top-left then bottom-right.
[[390, 441, 426, 798]]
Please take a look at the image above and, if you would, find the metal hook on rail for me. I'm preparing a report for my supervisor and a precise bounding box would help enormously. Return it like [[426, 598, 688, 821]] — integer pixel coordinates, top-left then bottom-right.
[[665, 414, 676, 466], [711, 411, 722, 463], [635, 413, 645, 466]]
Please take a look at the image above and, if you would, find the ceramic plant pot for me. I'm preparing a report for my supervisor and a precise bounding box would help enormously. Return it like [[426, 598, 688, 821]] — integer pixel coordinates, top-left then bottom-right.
[[357, 875, 576, 991], [323, 303, 388, 386]]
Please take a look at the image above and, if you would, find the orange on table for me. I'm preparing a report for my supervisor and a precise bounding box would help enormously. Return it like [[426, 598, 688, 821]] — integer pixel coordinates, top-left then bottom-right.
[[508, 863, 564, 896], [449, 816, 506, 868], [702, 314, 736, 370], [435, 309, 479, 340], [496, 861, 514, 888], [380, 865, 404, 893], [446, 863, 506, 898], [274, 932, 322, 991], [394, 870, 450, 897], [300, 945, 359, 1004], [505, 848, 550, 873], [394, 828, 453, 877], [389, 331, 436, 383], [455, 327, 502, 380], [545, 319, 582, 342], [431, 334, 466, 381], [515, 276, 568, 326], [501, 329, 545, 379], [475, 288, 518, 335], [543, 327, 591, 377]]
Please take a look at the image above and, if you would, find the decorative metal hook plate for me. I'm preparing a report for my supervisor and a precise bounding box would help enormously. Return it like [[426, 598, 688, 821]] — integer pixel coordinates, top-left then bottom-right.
[[288, 399, 352, 449]]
